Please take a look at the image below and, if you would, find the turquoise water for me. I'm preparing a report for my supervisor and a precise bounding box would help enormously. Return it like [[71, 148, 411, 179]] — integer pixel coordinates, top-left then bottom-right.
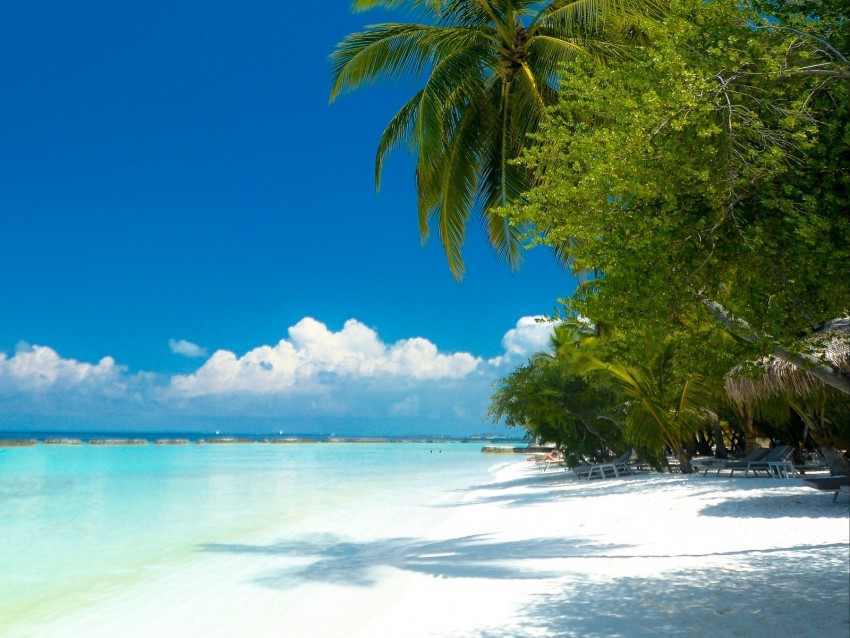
[[0, 442, 506, 632]]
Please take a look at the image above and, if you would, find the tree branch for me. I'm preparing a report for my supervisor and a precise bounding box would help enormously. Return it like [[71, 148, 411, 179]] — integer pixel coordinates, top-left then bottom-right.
[[703, 300, 850, 395], [750, 25, 848, 65]]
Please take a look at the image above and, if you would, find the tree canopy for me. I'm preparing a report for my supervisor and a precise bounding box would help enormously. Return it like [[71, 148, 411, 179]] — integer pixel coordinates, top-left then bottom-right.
[[488, 330, 626, 465], [488, 0, 848, 471], [506, 0, 849, 371]]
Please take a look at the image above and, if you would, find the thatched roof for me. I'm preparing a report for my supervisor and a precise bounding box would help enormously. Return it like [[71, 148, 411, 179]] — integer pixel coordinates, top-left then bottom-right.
[[725, 317, 850, 403]]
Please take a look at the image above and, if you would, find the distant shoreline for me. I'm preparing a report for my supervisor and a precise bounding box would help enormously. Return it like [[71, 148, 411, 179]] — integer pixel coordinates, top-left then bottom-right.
[[0, 432, 528, 448]]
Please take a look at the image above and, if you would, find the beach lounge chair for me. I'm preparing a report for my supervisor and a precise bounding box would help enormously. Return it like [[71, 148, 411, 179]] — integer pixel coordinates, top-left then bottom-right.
[[531, 450, 566, 472], [526, 453, 548, 466], [801, 475, 850, 502], [574, 450, 634, 480], [542, 457, 567, 472], [729, 446, 795, 478], [702, 447, 770, 476]]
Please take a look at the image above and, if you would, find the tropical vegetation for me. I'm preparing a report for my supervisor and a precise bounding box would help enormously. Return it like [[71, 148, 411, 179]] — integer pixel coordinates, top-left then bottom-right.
[[508, 0, 848, 367], [489, 318, 849, 474], [330, 0, 668, 278], [336, 0, 849, 473], [488, 324, 627, 467]]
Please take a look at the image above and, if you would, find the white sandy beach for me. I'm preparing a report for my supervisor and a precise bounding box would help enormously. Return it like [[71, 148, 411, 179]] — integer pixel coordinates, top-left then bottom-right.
[[23, 461, 850, 638]]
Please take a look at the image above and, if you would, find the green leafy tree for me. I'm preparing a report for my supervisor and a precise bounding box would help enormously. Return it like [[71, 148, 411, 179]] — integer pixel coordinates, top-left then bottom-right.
[[331, 0, 666, 278], [506, 0, 849, 385], [488, 354, 626, 466]]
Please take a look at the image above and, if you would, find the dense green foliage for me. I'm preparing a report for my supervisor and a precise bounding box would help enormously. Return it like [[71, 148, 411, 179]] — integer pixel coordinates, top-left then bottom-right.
[[507, 0, 849, 365], [332, 1, 848, 465], [488, 345, 626, 466], [490, 323, 723, 472], [331, 0, 668, 278], [489, 0, 848, 468], [577, 342, 714, 472]]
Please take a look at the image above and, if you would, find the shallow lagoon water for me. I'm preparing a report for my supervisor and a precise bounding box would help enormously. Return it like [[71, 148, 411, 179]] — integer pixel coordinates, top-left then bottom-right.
[[0, 442, 507, 634]]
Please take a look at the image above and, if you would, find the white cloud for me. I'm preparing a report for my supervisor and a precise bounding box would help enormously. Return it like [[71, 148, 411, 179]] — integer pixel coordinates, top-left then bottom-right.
[[0, 315, 555, 435], [390, 395, 420, 416], [0, 343, 124, 393], [489, 316, 560, 366], [170, 317, 482, 397], [169, 339, 208, 358]]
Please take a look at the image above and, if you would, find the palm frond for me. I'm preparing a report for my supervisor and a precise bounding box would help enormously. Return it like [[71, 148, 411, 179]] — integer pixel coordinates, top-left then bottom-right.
[[442, 0, 506, 28], [626, 404, 668, 450], [333, 0, 669, 278], [528, 33, 589, 81], [475, 91, 531, 269], [413, 39, 491, 175], [537, 0, 668, 33], [330, 24, 443, 100], [510, 62, 552, 138], [351, 0, 447, 16], [432, 91, 493, 277], [375, 91, 423, 190], [536, 0, 611, 32], [577, 344, 710, 452], [414, 80, 498, 276], [483, 197, 526, 270]]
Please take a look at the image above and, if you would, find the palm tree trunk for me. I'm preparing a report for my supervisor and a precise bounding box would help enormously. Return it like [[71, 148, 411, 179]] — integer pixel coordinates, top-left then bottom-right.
[[789, 400, 849, 475], [814, 408, 849, 475], [676, 445, 695, 474], [739, 405, 759, 455], [709, 411, 728, 458]]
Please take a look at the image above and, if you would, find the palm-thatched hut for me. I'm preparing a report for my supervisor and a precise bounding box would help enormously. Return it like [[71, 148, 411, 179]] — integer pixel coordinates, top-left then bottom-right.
[[725, 317, 849, 473]]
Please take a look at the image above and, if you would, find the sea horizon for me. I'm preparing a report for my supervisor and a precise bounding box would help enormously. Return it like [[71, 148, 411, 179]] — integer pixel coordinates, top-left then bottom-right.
[[0, 428, 527, 444]]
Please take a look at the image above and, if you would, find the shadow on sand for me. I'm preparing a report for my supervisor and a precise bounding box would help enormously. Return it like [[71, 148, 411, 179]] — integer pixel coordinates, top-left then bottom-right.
[[474, 551, 850, 638], [202, 534, 629, 588], [455, 471, 850, 520], [200, 469, 849, 636], [202, 531, 849, 636], [698, 491, 850, 519]]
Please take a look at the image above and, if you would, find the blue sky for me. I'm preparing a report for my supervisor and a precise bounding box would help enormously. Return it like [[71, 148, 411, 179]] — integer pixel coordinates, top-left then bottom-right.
[[0, 2, 574, 435]]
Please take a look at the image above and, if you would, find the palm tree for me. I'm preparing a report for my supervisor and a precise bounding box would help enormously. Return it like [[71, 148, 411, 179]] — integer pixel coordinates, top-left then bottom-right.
[[579, 341, 712, 473], [330, 0, 664, 279]]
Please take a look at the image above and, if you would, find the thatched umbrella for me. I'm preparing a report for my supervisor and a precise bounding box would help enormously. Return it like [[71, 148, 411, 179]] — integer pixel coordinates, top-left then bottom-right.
[[725, 317, 849, 473], [725, 317, 850, 403]]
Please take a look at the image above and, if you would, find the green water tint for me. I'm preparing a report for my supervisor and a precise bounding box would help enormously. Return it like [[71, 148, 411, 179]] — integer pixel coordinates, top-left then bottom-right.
[[0, 443, 504, 631]]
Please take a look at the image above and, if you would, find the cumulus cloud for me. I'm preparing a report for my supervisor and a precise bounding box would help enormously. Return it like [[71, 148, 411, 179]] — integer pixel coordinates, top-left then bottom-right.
[[169, 339, 208, 358], [489, 316, 560, 366], [170, 317, 482, 397], [0, 315, 557, 435], [0, 343, 124, 393]]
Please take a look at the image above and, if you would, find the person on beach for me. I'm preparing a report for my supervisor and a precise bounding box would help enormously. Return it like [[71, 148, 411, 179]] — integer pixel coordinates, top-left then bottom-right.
[[527, 449, 562, 466]]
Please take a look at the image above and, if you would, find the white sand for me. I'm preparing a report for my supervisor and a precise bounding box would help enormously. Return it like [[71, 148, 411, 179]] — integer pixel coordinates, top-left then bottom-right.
[[23, 462, 850, 638]]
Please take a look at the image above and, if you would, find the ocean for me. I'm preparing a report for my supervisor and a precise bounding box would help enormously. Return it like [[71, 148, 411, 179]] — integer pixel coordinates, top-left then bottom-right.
[[0, 439, 513, 636]]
